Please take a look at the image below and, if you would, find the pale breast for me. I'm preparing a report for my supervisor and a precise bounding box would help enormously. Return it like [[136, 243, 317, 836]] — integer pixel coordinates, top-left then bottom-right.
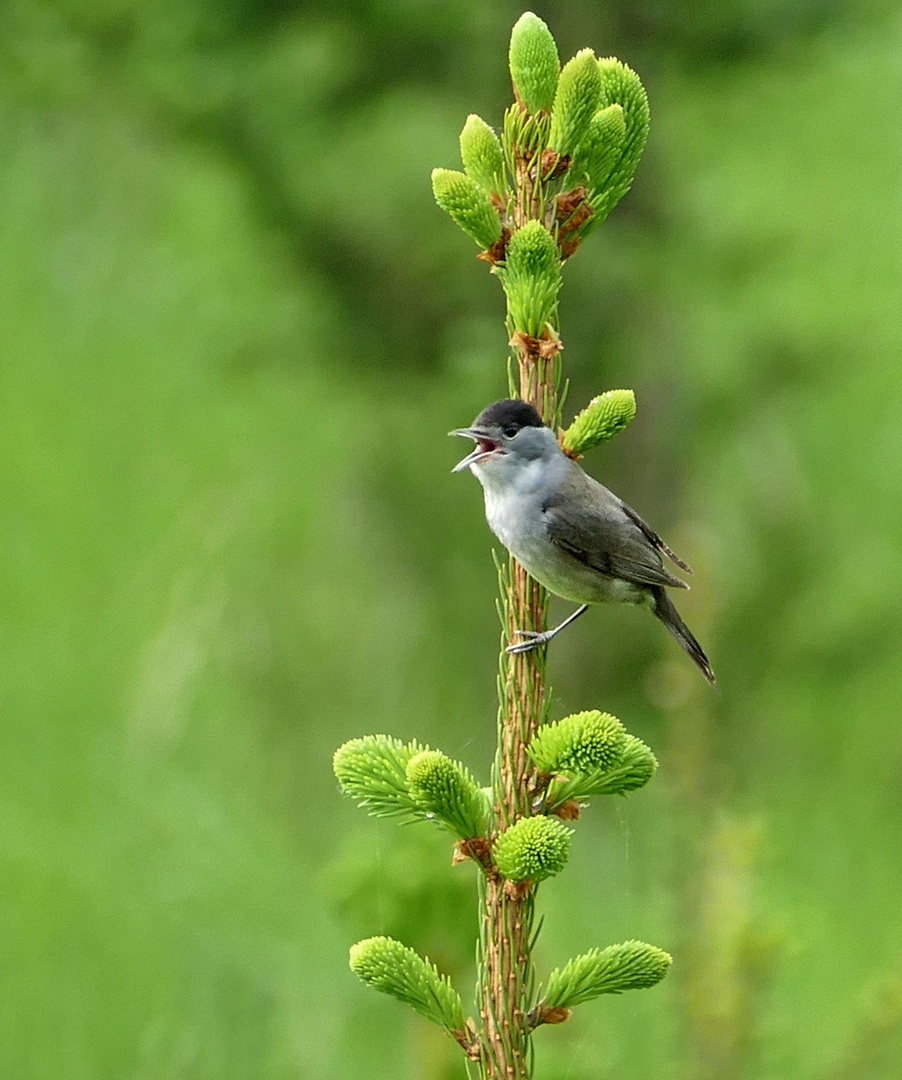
[[483, 487, 645, 606]]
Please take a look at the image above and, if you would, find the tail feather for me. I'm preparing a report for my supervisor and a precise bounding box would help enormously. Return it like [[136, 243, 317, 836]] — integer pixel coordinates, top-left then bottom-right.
[[650, 587, 715, 685]]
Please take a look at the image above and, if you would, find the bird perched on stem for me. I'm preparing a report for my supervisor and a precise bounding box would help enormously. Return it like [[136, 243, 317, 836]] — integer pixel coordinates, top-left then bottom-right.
[[451, 399, 714, 684]]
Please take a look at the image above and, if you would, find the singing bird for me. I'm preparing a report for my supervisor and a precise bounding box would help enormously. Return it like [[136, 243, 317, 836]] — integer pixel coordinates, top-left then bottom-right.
[[451, 398, 714, 683]]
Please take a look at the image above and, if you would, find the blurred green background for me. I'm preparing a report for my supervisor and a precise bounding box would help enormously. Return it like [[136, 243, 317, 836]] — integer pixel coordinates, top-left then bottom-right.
[[3, 1, 902, 1077]]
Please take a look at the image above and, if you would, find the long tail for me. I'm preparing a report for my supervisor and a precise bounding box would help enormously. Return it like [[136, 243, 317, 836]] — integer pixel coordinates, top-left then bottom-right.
[[650, 587, 716, 685]]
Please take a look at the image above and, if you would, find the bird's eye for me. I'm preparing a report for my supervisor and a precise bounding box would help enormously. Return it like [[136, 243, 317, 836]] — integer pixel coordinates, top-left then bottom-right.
[[503, 426, 518, 438]]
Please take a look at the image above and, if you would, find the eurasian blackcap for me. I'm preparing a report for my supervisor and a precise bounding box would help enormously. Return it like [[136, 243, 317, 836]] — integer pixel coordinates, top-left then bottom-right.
[[451, 399, 714, 683]]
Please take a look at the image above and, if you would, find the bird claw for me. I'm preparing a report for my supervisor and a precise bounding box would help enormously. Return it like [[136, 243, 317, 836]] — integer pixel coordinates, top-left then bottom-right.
[[506, 640, 539, 654], [505, 629, 551, 654]]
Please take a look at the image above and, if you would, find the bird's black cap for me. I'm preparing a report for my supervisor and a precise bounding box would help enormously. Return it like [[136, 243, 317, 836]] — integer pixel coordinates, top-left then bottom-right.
[[473, 399, 544, 432]]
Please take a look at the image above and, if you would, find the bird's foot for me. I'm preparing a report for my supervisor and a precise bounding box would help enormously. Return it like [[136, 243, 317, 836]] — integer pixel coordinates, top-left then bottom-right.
[[505, 629, 552, 654]]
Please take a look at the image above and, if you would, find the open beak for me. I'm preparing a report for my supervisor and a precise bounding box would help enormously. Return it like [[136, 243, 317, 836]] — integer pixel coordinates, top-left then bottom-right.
[[449, 427, 499, 473]]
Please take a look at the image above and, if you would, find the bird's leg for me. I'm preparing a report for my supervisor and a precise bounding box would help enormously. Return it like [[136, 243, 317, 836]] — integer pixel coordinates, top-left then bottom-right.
[[505, 604, 590, 654]]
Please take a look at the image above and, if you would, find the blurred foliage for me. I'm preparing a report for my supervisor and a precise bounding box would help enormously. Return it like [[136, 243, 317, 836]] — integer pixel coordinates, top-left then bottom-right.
[[1, 1, 901, 1078]]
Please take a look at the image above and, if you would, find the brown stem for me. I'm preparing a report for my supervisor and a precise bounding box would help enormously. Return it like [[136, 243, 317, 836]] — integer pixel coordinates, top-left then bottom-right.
[[476, 128, 563, 1076], [479, 342, 559, 1080], [479, 576, 548, 1079], [480, 874, 531, 1079]]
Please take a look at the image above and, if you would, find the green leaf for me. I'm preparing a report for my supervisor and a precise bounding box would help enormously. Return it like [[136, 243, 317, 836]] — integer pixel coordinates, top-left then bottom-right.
[[349, 936, 467, 1031], [494, 815, 572, 883], [546, 734, 658, 806], [565, 104, 626, 195], [459, 114, 505, 194], [406, 749, 490, 840], [543, 941, 672, 1009], [333, 734, 426, 822], [509, 12, 560, 114], [548, 49, 602, 157], [585, 58, 650, 228], [562, 390, 636, 455], [431, 168, 503, 249], [497, 220, 561, 337], [528, 711, 627, 774]]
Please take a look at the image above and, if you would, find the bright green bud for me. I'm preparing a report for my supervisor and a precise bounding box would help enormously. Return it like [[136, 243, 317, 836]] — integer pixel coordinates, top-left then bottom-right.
[[459, 114, 505, 194], [498, 220, 562, 337], [587, 58, 649, 227], [567, 104, 626, 193], [549, 49, 602, 157], [509, 12, 560, 114], [333, 734, 426, 822], [431, 168, 503, 249], [504, 219, 558, 277], [406, 749, 489, 840], [550, 734, 658, 806], [562, 390, 636, 455], [529, 711, 627, 774], [543, 941, 672, 1009], [597, 735, 658, 794], [494, 815, 572, 883], [349, 936, 467, 1031]]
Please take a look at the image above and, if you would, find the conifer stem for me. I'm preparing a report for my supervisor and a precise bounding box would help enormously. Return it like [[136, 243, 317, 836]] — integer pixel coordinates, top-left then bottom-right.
[[478, 163, 561, 1075]]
